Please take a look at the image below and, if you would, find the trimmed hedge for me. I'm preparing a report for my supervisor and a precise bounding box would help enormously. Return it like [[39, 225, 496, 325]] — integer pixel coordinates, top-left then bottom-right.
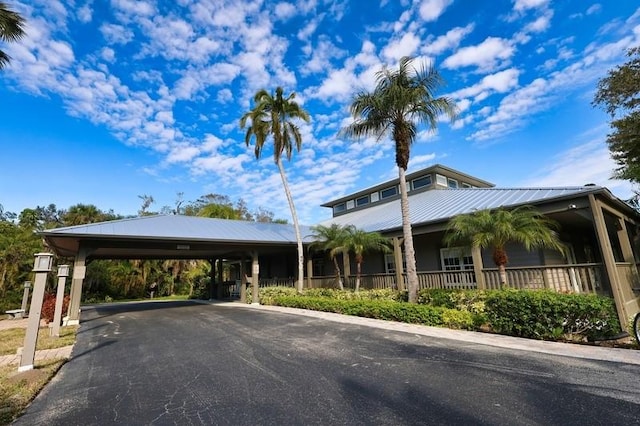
[[484, 289, 620, 340]]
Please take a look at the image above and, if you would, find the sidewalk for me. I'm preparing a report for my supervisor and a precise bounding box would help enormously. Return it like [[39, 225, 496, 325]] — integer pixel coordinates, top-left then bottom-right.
[[0, 318, 74, 367]]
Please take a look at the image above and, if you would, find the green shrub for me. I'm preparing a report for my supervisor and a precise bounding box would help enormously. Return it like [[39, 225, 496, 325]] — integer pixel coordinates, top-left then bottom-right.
[[441, 309, 476, 329], [245, 286, 298, 304], [484, 290, 620, 340], [269, 296, 447, 327], [302, 288, 405, 302]]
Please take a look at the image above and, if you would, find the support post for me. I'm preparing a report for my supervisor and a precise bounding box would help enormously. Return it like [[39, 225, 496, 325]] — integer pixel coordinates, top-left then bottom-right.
[[208, 258, 216, 300], [51, 265, 70, 337], [240, 258, 247, 303], [19, 253, 53, 372], [306, 256, 313, 289], [251, 252, 259, 304], [217, 259, 224, 299], [471, 246, 485, 290], [67, 248, 87, 325], [343, 252, 351, 289], [392, 237, 405, 291], [588, 195, 627, 330], [21, 281, 31, 314]]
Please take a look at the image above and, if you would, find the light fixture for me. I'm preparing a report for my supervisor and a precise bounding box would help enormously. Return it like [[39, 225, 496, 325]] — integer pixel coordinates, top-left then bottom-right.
[[57, 264, 70, 277], [32, 252, 54, 272]]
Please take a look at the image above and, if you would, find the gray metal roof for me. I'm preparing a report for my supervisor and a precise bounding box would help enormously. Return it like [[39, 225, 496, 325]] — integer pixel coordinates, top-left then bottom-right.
[[320, 186, 604, 232], [43, 215, 314, 244]]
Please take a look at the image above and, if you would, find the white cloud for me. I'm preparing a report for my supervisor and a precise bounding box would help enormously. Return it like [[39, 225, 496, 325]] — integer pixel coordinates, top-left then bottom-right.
[[418, 0, 453, 22], [451, 68, 520, 101], [382, 32, 421, 62], [443, 37, 515, 71], [274, 2, 297, 20], [77, 2, 93, 23], [513, 0, 549, 12], [524, 10, 553, 33], [100, 23, 134, 45], [422, 24, 475, 55], [587, 4, 602, 15]]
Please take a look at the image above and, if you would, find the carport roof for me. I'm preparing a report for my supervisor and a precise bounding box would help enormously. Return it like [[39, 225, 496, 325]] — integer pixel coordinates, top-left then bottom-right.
[[41, 215, 314, 259]]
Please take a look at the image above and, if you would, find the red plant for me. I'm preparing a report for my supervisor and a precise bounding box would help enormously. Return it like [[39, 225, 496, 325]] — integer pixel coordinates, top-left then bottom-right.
[[40, 293, 70, 324]]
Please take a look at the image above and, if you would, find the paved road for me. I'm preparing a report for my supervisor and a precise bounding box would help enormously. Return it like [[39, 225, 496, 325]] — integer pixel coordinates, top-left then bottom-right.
[[16, 301, 640, 425]]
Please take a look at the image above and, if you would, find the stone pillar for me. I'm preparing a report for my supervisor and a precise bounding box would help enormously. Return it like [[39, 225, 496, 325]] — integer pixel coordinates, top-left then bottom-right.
[[251, 252, 259, 304], [67, 249, 87, 325], [471, 246, 486, 290], [392, 237, 405, 291]]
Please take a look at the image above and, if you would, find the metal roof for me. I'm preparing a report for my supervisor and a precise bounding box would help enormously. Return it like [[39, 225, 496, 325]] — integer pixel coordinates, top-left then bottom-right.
[[319, 186, 605, 232], [43, 215, 314, 244]]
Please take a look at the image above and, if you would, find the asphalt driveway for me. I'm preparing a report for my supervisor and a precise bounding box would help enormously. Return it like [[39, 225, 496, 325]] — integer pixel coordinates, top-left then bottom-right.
[[15, 300, 640, 425]]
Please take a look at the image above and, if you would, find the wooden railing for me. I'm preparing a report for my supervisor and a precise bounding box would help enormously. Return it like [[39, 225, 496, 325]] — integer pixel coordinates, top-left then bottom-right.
[[482, 263, 604, 293], [259, 278, 295, 288], [416, 270, 477, 290], [345, 274, 397, 290]]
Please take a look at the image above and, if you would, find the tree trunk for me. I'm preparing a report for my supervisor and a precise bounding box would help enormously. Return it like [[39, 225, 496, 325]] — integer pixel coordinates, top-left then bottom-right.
[[398, 167, 419, 302], [276, 158, 304, 293], [333, 257, 343, 290], [355, 259, 362, 292], [498, 264, 507, 287]]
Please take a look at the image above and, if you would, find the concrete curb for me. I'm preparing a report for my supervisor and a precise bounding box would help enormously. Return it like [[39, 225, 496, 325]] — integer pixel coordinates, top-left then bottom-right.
[[209, 301, 640, 366]]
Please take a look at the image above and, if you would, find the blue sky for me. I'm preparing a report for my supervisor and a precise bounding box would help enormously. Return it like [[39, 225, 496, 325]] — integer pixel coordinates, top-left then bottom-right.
[[1, 0, 639, 225]]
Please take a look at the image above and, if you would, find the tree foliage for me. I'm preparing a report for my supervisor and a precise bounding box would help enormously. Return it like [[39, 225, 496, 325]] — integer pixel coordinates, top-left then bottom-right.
[[341, 56, 457, 303], [593, 46, 640, 184], [240, 86, 310, 293], [444, 206, 565, 285], [0, 1, 25, 69], [309, 224, 350, 290]]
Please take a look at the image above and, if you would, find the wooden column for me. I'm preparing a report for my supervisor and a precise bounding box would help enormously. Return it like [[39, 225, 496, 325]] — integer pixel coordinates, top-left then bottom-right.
[[208, 258, 216, 300], [588, 194, 627, 330], [471, 246, 485, 290], [217, 259, 224, 299], [392, 237, 405, 291], [251, 251, 259, 304], [342, 253, 351, 288], [240, 258, 247, 303], [306, 256, 313, 289], [67, 247, 88, 324]]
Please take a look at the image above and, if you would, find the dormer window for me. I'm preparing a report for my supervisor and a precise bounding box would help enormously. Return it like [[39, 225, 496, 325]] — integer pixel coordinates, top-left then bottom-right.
[[356, 195, 369, 207], [447, 178, 458, 188], [380, 186, 398, 199], [412, 175, 432, 190], [462, 182, 472, 188], [333, 203, 346, 214]]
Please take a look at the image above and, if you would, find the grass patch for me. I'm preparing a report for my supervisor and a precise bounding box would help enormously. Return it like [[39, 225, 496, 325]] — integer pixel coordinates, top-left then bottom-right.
[[0, 359, 66, 425], [0, 326, 77, 356]]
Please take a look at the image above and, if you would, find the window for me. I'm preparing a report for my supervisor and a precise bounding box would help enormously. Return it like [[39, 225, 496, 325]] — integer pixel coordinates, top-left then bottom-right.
[[384, 253, 407, 274], [447, 178, 458, 188], [356, 195, 369, 207], [312, 258, 325, 277], [436, 174, 447, 186], [412, 175, 432, 190], [440, 247, 475, 287], [333, 203, 346, 214], [370, 192, 380, 202], [380, 186, 398, 199], [461, 182, 472, 188], [346, 200, 355, 209]]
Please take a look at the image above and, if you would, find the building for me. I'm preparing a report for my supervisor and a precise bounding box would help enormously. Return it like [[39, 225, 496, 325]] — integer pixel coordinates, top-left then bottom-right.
[[41, 164, 640, 328]]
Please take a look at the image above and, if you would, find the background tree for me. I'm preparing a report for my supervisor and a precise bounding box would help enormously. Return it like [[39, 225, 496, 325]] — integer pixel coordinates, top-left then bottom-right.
[[593, 46, 640, 185], [341, 226, 390, 292], [240, 86, 310, 293], [443, 206, 565, 286], [309, 224, 349, 290], [0, 1, 25, 69], [341, 56, 457, 303]]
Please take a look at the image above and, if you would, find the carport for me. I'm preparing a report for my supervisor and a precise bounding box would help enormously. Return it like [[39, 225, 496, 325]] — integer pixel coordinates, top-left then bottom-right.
[[40, 215, 313, 324]]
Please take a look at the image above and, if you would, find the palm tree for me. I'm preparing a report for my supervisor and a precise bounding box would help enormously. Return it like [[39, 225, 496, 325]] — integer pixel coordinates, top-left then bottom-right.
[[0, 2, 26, 69], [341, 226, 391, 292], [309, 224, 349, 290], [240, 87, 310, 293], [341, 56, 457, 303], [443, 206, 566, 286]]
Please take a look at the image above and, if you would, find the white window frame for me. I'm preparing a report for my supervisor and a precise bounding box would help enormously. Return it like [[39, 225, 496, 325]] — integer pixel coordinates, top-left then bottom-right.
[[355, 195, 369, 207], [440, 247, 476, 287], [333, 203, 346, 214], [447, 178, 458, 188], [384, 253, 407, 274], [380, 186, 398, 199], [411, 175, 432, 190], [436, 174, 447, 186]]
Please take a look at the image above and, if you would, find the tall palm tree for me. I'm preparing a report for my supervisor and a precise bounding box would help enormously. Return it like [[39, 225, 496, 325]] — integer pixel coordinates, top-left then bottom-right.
[[309, 224, 349, 290], [341, 56, 457, 303], [240, 87, 310, 294], [0, 2, 26, 69], [341, 226, 390, 292], [443, 206, 566, 286]]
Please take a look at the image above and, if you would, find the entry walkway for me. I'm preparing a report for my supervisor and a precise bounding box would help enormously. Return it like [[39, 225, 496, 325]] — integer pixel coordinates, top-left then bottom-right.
[[0, 318, 74, 367]]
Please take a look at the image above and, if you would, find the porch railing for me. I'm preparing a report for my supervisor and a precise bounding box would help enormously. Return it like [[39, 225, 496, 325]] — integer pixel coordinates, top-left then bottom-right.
[[416, 270, 476, 290], [482, 263, 604, 293]]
